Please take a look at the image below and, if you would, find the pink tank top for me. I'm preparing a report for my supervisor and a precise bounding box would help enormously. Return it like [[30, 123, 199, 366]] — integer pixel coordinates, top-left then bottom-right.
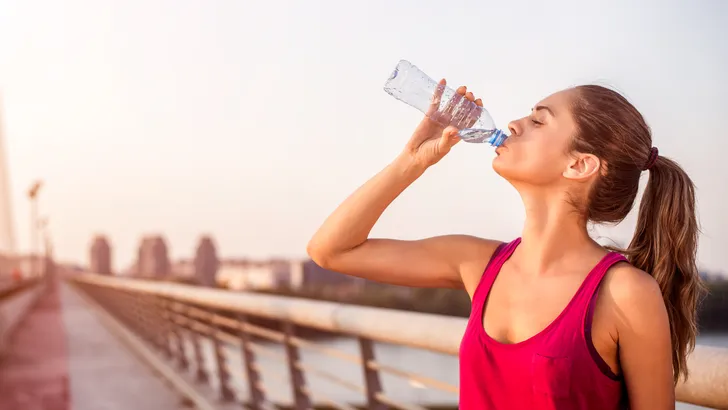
[[459, 238, 629, 409]]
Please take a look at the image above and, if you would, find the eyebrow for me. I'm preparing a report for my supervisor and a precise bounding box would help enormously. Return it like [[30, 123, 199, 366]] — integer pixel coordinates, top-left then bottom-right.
[[532, 105, 555, 117]]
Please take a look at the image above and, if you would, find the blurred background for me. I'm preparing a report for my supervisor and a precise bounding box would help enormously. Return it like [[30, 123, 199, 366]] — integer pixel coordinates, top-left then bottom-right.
[[0, 0, 726, 409]]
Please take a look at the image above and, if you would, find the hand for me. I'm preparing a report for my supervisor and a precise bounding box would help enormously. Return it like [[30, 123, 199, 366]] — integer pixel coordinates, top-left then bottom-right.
[[401, 79, 483, 169]]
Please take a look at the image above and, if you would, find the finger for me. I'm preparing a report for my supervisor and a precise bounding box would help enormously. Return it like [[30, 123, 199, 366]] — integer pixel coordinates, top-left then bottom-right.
[[454, 92, 477, 128], [462, 98, 484, 127], [464, 104, 481, 128], [452, 97, 471, 128], [438, 126, 461, 152], [448, 87, 472, 125], [427, 78, 447, 117], [452, 91, 475, 128], [442, 93, 463, 124]]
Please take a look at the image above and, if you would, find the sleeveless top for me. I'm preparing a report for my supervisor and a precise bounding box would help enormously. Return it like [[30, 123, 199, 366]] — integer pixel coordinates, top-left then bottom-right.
[[459, 238, 629, 410]]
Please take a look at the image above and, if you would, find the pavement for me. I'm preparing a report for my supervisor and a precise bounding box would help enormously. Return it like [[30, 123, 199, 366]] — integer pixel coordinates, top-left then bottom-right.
[[0, 277, 188, 410]]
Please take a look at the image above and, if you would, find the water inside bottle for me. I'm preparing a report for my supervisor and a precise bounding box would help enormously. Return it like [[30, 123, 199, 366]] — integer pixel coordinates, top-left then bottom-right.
[[458, 128, 496, 143]]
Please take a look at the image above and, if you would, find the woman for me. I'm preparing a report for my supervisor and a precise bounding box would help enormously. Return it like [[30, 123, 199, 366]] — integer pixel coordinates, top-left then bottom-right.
[[306, 80, 703, 409]]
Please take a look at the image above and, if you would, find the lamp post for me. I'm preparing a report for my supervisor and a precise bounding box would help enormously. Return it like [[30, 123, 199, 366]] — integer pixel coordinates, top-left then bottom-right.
[[38, 216, 50, 276], [27, 180, 42, 277]]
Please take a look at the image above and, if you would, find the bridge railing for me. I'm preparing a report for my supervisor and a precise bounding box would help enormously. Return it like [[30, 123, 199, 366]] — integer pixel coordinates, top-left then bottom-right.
[[70, 273, 728, 410], [0, 276, 46, 356]]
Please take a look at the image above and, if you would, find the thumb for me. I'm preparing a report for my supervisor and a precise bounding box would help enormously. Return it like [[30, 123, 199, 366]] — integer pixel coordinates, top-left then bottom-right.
[[438, 126, 461, 153]]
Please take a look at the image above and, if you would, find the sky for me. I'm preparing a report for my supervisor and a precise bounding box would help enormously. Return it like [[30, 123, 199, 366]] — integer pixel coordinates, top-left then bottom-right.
[[0, 0, 726, 274]]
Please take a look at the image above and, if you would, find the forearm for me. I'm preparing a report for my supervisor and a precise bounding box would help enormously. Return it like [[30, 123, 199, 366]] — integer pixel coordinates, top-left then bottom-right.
[[307, 153, 425, 262]]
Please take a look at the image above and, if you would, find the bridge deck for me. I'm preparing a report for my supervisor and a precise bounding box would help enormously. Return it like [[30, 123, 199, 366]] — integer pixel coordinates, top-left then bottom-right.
[[0, 278, 187, 410]]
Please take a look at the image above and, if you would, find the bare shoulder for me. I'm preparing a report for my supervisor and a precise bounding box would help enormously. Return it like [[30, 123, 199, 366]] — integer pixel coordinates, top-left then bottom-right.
[[602, 263, 663, 309], [599, 261, 674, 407], [600, 262, 668, 334], [444, 235, 504, 299], [441, 234, 503, 255]]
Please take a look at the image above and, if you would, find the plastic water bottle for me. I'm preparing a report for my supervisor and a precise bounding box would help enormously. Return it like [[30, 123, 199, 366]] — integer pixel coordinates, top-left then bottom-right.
[[383, 60, 508, 146]]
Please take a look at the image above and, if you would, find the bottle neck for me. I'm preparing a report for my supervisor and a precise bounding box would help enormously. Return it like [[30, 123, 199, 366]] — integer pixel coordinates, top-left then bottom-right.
[[489, 129, 508, 147]]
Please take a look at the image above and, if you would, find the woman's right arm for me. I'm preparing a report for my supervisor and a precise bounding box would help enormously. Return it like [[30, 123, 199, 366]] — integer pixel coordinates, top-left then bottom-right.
[[306, 82, 501, 295]]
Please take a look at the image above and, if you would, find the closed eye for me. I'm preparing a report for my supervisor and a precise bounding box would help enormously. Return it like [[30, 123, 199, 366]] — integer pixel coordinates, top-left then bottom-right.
[[531, 118, 543, 126]]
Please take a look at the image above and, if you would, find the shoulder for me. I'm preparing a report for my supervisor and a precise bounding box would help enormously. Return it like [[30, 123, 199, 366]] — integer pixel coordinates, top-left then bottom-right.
[[602, 262, 663, 309], [599, 261, 675, 406], [449, 236, 509, 298], [443, 235, 504, 256], [600, 262, 669, 336]]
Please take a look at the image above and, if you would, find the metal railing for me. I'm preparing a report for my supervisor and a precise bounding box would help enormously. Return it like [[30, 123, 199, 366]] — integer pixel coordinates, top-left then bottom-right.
[[70, 273, 728, 410]]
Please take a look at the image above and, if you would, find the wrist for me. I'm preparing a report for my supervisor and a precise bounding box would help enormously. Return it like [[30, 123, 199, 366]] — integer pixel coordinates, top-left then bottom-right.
[[392, 153, 427, 179]]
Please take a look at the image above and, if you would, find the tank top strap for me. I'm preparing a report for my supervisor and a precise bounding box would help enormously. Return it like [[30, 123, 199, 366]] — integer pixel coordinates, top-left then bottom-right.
[[572, 252, 630, 381], [471, 238, 522, 304], [578, 252, 628, 303], [567, 252, 629, 329]]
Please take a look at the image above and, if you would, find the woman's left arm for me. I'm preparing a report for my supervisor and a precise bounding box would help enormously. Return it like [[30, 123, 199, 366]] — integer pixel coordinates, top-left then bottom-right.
[[610, 265, 676, 410]]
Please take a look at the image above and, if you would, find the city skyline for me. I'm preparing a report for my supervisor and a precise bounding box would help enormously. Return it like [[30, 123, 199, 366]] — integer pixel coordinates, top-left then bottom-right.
[[1, 0, 727, 274]]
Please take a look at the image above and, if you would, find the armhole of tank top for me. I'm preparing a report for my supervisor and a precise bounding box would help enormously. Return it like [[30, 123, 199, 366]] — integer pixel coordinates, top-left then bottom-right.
[[584, 254, 624, 381], [470, 241, 508, 302]]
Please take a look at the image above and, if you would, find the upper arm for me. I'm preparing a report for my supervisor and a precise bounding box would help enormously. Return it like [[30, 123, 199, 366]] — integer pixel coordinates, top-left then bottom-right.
[[310, 235, 502, 296], [609, 265, 675, 409]]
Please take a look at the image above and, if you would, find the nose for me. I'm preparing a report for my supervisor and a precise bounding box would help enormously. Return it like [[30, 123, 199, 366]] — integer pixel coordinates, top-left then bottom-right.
[[507, 119, 522, 137]]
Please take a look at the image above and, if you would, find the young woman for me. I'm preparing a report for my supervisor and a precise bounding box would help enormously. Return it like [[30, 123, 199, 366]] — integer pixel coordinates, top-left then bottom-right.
[[307, 80, 703, 409]]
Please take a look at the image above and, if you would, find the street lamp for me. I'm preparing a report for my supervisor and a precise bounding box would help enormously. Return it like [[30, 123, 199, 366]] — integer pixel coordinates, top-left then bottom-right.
[[27, 180, 42, 277], [38, 216, 51, 277]]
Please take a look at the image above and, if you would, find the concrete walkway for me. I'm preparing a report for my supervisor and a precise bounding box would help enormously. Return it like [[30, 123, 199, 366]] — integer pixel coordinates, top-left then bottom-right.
[[0, 278, 187, 410]]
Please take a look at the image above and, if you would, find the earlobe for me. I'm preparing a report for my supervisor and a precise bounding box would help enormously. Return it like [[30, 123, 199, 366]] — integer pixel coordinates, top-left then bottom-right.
[[563, 154, 601, 181]]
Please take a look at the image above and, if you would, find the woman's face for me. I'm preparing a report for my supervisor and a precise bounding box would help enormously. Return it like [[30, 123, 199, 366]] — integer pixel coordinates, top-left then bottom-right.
[[492, 89, 581, 188]]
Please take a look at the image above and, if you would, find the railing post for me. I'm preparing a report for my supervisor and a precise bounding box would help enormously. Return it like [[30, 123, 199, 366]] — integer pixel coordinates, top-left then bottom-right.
[[129, 292, 146, 337], [169, 301, 189, 371], [211, 310, 235, 401], [238, 315, 266, 409], [359, 337, 387, 410], [144, 294, 165, 351], [282, 320, 311, 410], [183, 305, 208, 383], [119, 290, 135, 328], [156, 296, 173, 359], [134, 293, 153, 341], [147, 294, 165, 352]]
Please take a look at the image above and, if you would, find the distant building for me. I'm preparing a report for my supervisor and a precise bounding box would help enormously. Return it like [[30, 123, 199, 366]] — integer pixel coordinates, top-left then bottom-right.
[[194, 236, 219, 287], [136, 235, 170, 278], [215, 257, 368, 292], [217, 259, 298, 291], [170, 258, 195, 279], [296, 259, 366, 290], [89, 235, 112, 275]]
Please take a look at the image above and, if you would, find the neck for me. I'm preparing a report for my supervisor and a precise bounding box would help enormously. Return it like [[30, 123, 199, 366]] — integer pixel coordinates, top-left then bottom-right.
[[516, 187, 600, 275]]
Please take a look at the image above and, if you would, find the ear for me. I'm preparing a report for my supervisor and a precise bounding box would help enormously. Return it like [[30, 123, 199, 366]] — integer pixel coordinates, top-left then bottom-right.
[[563, 152, 601, 181]]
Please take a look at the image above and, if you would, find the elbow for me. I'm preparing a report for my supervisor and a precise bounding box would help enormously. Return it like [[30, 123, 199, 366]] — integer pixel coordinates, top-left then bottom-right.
[[306, 239, 334, 269]]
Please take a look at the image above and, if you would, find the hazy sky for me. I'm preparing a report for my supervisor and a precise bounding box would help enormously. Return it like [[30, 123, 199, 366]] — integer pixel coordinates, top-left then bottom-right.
[[1, 0, 726, 273]]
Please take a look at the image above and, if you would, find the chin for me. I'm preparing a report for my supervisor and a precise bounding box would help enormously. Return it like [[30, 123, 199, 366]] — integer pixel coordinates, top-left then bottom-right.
[[492, 157, 524, 183], [492, 158, 509, 180]]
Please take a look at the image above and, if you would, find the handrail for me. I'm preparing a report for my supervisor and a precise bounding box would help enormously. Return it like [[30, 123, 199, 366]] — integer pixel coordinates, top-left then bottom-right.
[[0, 277, 46, 356], [0, 277, 41, 301], [71, 273, 728, 409], [72, 273, 466, 353]]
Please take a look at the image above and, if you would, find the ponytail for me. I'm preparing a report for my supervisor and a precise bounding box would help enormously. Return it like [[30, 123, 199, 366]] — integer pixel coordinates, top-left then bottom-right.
[[625, 155, 706, 383]]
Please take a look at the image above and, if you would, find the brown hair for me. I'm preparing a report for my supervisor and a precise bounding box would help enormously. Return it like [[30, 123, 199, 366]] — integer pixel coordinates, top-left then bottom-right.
[[570, 85, 705, 383]]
